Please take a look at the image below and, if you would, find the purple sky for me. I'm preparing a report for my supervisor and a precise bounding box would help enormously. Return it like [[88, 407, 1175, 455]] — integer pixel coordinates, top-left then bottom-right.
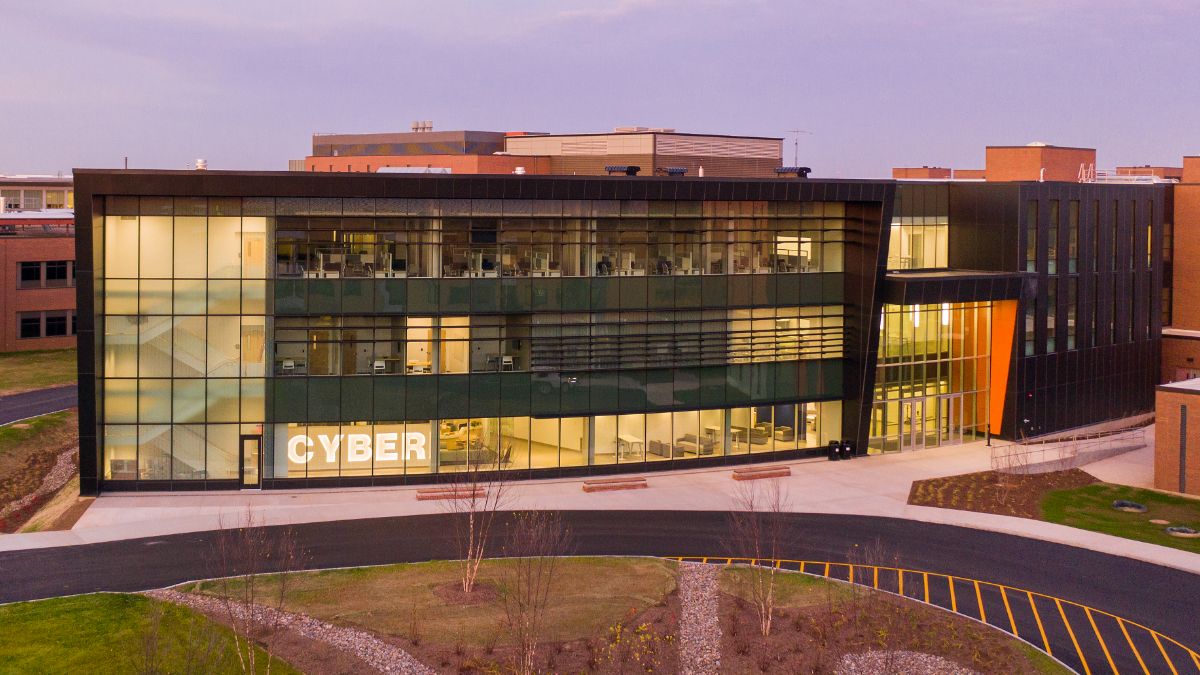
[[3, 1, 1197, 177]]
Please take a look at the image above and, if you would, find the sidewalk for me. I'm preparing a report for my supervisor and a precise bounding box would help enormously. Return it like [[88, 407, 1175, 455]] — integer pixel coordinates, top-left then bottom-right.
[[3, 440, 1197, 575]]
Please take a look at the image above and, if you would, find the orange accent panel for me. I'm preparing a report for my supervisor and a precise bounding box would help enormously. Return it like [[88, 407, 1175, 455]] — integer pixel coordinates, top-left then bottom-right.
[[989, 300, 1018, 434]]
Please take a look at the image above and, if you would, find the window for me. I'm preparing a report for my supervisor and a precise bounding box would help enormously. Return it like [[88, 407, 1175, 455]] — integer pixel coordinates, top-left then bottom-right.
[[1067, 201, 1079, 273], [45, 190, 66, 209], [45, 261, 69, 286], [18, 262, 41, 288], [45, 312, 68, 337], [1046, 278, 1057, 353], [22, 190, 43, 210], [16, 260, 74, 288], [1, 190, 20, 211], [18, 310, 75, 339], [1067, 278, 1077, 350], [1025, 201, 1038, 272], [19, 313, 41, 339], [1047, 201, 1059, 275]]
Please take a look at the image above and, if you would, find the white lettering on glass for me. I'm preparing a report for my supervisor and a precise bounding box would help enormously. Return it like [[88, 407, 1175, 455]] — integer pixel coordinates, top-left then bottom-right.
[[375, 432, 399, 462], [287, 435, 314, 464], [346, 433, 372, 463], [287, 432, 428, 464]]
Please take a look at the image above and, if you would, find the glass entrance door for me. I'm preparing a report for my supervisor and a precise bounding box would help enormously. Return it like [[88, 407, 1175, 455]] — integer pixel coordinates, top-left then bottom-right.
[[900, 398, 924, 451], [239, 435, 261, 488], [938, 394, 963, 446]]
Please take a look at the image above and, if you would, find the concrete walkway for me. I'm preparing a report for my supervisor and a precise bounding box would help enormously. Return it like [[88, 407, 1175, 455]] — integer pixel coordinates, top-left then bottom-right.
[[3, 438, 1197, 576]]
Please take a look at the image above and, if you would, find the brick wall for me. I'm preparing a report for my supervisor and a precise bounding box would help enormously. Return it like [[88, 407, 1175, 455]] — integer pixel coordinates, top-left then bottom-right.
[[985, 146, 1096, 182], [1155, 387, 1200, 495], [0, 234, 76, 352]]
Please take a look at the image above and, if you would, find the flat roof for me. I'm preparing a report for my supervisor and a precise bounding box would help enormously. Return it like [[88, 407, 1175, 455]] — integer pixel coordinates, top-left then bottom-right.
[[985, 145, 1096, 151], [0, 208, 74, 220], [1158, 377, 1200, 394], [506, 131, 784, 141]]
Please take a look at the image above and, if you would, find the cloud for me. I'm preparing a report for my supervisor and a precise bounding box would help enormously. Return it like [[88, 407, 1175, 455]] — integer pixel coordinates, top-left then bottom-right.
[[556, 0, 662, 22]]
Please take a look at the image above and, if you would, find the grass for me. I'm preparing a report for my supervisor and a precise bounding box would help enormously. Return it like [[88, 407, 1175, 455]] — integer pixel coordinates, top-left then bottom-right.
[[0, 410, 79, 532], [0, 409, 75, 456], [721, 564, 851, 609], [187, 556, 677, 648], [1042, 483, 1200, 553], [0, 348, 76, 396], [0, 593, 299, 674]]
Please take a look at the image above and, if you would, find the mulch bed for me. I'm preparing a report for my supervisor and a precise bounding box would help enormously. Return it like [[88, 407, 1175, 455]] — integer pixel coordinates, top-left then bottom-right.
[[719, 588, 1047, 674], [391, 592, 681, 674], [908, 468, 1098, 519]]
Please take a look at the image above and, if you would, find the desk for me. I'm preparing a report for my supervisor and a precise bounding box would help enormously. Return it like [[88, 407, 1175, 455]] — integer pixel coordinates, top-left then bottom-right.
[[616, 433, 644, 459], [406, 360, 432, 374], [674, 268, 701, 275], [531, 270, 561, 277], [470, 270, 498, 278], [618, 269, 645, 276], [703, 425, 721, 444]]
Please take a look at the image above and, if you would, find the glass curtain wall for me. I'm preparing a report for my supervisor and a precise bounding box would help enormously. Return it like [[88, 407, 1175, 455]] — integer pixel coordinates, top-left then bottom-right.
[[272, 401, 842, 478], [887, 185, 948, 270], [274, 200, 851, 278], [101, 197, 268, 483], [868, 302, 990, 454], [272, 306, 844, 376]]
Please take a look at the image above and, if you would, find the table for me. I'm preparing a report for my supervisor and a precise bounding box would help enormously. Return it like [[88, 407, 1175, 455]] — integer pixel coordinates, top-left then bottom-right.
[[616, 433, 644, 459]]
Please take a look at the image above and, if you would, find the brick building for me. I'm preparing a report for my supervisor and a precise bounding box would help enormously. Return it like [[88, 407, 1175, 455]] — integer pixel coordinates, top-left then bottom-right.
[[0, 209, 77, 352]]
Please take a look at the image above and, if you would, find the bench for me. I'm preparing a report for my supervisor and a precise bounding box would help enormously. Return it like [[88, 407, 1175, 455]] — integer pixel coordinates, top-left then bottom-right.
[[731, 465, 791, 481], [582, 476, 649, 493], [415, 486, 487, 501]]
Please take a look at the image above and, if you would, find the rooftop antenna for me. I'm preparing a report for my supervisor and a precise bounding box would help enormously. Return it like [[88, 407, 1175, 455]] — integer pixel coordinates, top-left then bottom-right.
[[786, 129, 812, 166]]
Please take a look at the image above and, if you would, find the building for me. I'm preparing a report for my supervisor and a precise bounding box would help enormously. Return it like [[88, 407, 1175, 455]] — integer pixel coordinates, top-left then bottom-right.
[[1160, 156, 1200, 381], [0, 210, 77, 352], [502, 128, 783, 178], [300, 130, 551, 175], [297, 126, 784, 178], [73, 164, 1167, 494], [1154, 377, 1200, 496], [1, 175, 73, 213]]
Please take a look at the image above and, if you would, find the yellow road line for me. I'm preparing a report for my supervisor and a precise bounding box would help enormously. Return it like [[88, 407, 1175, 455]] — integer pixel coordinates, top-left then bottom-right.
[[923, 572, 930, 603], [1000, 586, 1018, 636], [1056, 598, 1092, 675], [949, 577, 957, 612], [974, 580, 987, 623], [1030, 592, 1053, 657], [1115, 617, 1150, 675], [1150, 631, 1179, 675], [1084, 607, 1119, 675]]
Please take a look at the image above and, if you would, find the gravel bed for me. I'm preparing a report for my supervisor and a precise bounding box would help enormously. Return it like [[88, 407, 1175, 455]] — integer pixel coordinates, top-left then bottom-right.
[[677, 561, 721, 675], [0, 445, 76, 523], [836, 650, 980, 675], [147, 589, 433, 675]]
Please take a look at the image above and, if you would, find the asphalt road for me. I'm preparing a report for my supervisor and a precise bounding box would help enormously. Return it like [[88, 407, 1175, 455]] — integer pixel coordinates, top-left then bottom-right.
[[0, 384, 77, 425], [1, 510, 1196, 656]]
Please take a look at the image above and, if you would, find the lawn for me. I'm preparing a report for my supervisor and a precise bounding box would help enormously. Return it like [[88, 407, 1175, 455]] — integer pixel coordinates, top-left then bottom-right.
[[0, 409, 78, 532], [0, 348, 76, 396], [0, 593, 299, 674], [188, 556, 678, 648], [1042, 483, 1200, 553]]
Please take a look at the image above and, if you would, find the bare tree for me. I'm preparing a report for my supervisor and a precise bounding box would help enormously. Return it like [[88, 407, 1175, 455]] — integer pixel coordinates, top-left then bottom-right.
[[501, 510, 573, 675], [208, 505, 304, 674], [725, 478, 789, 637], [443, 454, 510, 594]]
